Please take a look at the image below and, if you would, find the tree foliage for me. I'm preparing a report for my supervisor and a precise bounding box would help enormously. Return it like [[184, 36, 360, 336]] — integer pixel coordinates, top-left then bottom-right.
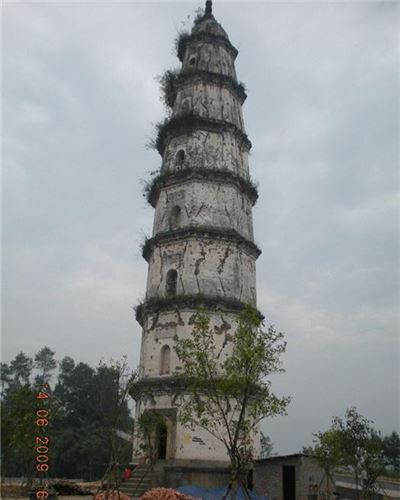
[[137, 411, 166, 468], [8, 351, 33, 388], [331, 407, 384, 496], [175, 31, 190, 62], [34, 346, 57, 386], [157, 69, 180, 112], [1, 384, 41, 479], [1, 350, 58, 483], [382, 431, 400, 470], [53, 356, 136, 481], [312, 429, 344, 499], [259, 433, 274, 459], [310, 407, 388, 499], [313, 429, 343, 470], [1, 349, 136, 481], [174, 305, 290, 497]]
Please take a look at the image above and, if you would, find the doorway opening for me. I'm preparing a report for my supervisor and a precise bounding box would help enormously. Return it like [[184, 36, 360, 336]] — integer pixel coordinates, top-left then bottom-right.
[[282, 465, 296, 500], [157, 422, 168, 460]]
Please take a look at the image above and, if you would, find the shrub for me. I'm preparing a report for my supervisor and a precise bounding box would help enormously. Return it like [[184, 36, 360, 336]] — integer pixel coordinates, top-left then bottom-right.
[[143, 167, 258, 207], [157, 69, 180, 111], [175, 31, 190, 61]]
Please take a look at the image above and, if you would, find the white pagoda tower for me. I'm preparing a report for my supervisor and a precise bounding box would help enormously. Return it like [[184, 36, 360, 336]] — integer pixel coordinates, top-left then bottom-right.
[[132, 0, 260, 487]]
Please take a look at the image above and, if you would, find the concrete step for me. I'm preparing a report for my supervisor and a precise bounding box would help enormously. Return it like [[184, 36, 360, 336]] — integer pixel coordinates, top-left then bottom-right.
[[122, 482, 151, 488], [121, 486, 151, 492], [120, 479, 152, 497], [121, 489, 150, 496], [122, 481, 151, 489], [120, 490, 151, 498], [119, 465, 154, 498], [125, 475, 151, 481], [124, 477, 151, 483], [122, 481, 151, 486]]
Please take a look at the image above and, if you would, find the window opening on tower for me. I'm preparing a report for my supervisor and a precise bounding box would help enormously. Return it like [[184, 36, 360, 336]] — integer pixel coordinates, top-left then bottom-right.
[[160, 345, 171, 375], [176, 149, 185, 168], [170, 206, 181, 230], [166, 269, 178, 296]]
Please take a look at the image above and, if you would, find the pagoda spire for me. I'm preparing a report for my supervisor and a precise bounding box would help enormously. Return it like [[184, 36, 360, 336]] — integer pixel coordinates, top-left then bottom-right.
[[205, 0, 212, 16]]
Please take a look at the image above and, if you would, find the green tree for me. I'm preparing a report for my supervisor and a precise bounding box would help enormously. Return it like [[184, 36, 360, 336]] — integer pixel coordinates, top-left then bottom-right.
[[174, 305, 290, 499], [7, 352, 33, 389], [2, 350, 136, 482], [52, 357, 135, 480], [93, 357, 136, 493], [1, 362, 13, 390], [361, 431, 385, 497], [382, 431, 400, 470], [95, 357, 136, 465], [310, 408, 385, 500], [312, 429, 343, 499], [0, 349, 56, 479], [137, 411, 166, 469], [34, 346, 57, 386], [1, 384, 37, 478], [259, 433, 274, 459], [52, 360, 99, 478], [332, 407, 384, 499]]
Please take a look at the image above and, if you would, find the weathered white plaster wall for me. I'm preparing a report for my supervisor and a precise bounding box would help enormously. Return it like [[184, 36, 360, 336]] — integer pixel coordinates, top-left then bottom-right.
[[145, 238, 257, 303], [182, 41, 236, 79], [173, 82, 244, 131], [162, 130, 250, 178], [152, 180, 254, 240], [134, 388, 260, 463], [174, 418, 229, 461], [140, 309, 239, 378]]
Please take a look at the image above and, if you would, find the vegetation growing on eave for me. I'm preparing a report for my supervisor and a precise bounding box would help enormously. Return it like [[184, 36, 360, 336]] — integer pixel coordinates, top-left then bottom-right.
[[238, 80, 247, 93], [134, 294, 264, 326], [193, 7, 205, 26], [147, 114, 252, 156], [175, 30, 190, 62], [145, 117, 170, 153], [142, 167, 259, 207], [177, 71, 248, 104], [141, 226, 261, 262], [159, 70, 247, 107], [157, 69, 180, 112]]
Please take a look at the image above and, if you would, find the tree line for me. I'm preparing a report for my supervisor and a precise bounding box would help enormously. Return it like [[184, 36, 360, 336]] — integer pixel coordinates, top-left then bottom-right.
[[1, 347, 135, 481]]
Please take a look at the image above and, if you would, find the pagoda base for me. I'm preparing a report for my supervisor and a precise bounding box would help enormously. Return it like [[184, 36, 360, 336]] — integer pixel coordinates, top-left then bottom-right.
[[154, 460, 231, 490]]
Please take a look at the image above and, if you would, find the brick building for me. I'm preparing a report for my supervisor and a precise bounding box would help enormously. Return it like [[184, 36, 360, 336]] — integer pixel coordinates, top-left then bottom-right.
[[254, 454, 328, 500]]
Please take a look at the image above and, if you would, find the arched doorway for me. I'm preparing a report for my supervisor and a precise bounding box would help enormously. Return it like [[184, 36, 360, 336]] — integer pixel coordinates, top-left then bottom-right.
[[157, 422, 168, 460]]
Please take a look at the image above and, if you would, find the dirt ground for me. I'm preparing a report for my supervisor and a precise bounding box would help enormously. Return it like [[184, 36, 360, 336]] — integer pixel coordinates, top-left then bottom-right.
[[1, 480, 100, 499]]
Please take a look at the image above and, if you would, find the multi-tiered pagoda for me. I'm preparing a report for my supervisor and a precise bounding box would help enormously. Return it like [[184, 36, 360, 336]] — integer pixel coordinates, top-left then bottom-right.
[[132, 0, 260, 486]]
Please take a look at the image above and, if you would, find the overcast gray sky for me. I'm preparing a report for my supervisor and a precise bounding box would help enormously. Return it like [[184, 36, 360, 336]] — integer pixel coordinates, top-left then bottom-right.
[[3, 1, 399, 454]]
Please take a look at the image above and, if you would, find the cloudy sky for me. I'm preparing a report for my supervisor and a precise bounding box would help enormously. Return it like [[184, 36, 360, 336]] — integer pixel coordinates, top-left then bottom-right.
[[3, 1, 399, 453]]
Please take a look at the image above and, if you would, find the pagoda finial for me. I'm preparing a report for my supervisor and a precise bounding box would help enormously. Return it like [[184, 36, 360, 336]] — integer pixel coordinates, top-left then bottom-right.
[[205, 0, 212, 16]]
